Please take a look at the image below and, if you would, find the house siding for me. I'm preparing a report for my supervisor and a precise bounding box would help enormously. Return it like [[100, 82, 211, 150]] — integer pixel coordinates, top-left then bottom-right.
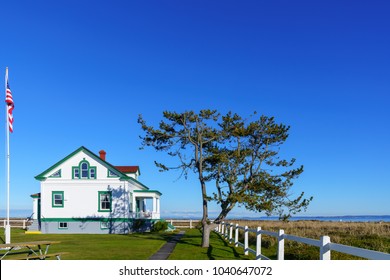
[[32, 147, 161, 234], [40, 219, 134, 234]]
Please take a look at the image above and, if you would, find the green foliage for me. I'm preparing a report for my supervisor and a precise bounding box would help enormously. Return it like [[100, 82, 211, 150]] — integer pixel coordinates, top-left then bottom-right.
[[139, 109, 312, 224], [132, 219, 146, 232], [168, 229, 254, 260], [152, 220, 168, 232]]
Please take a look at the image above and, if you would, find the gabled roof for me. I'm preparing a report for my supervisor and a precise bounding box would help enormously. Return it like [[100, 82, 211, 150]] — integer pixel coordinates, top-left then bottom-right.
[[34, 146, 148, 190], [114, 166, 140, 174]]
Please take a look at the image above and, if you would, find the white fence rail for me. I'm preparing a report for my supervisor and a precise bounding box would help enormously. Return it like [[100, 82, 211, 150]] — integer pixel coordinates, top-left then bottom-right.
[[216, 222, 390, 260], [168, 219, 197, 229], [1, 219, 29, 229]]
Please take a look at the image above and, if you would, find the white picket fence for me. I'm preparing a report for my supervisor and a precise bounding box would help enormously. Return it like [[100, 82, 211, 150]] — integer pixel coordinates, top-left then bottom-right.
[[168, 219, 197, 229], [216, 222, 390, 260], [1, 219, 29, 229]]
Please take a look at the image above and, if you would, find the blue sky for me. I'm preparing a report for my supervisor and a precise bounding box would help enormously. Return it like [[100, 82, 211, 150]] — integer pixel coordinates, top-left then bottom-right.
[[0, 0, 389, 218]]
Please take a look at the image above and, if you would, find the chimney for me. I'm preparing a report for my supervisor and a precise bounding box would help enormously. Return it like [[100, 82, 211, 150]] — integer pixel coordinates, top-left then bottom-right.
[[99, 150, 106, 161]]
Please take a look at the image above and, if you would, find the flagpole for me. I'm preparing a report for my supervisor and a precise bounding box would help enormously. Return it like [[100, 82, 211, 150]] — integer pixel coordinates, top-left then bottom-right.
[[5, 67, 11, 244]]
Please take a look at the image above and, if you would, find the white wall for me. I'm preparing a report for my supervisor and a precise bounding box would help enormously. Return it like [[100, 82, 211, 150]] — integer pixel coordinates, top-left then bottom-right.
[[40, 151, 132, 219]]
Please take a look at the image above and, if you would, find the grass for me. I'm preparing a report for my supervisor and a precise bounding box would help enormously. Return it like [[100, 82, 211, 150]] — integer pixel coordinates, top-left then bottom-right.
[[168, 229, 254, 260], [1, 228, 253, 260], [1, 228, 172, 260]]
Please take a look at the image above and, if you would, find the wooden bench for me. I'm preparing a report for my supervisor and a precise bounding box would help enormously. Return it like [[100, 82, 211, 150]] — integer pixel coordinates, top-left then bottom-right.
[[6, 252, 68, 260], [0, 241, 62, 260]]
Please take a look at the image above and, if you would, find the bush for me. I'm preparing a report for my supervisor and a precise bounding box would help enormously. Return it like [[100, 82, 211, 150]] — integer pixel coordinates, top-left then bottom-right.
[[152, 220, 168, 232], [132, 219, 146, 232]]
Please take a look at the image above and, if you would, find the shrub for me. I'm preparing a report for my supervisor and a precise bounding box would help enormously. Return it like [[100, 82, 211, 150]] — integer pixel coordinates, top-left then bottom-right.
[[132, 219, 146, 232], [152, 220, 168, 232]]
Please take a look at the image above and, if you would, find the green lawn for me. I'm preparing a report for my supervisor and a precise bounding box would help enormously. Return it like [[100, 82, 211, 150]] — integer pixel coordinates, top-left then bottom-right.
[[2, 228, 172, 260], [1, 228, 253, 260], [169, 229, 254, 260]]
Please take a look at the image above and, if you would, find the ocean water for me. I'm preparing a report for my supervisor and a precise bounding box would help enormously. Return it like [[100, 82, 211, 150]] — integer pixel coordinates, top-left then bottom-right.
[[163, 215, 390, 222], [0, 209, 32, 218], [1, 209, 389, 222], [243, 215, 390, 222]]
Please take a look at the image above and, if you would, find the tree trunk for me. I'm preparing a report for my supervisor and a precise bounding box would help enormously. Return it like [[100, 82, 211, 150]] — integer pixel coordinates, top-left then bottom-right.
[[201, 222, 212, 247], [199, 179, 217, 248]]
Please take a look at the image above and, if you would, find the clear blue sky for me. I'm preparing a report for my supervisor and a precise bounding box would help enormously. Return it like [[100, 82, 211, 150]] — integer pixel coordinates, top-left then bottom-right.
[[0, 0, 389, 218]]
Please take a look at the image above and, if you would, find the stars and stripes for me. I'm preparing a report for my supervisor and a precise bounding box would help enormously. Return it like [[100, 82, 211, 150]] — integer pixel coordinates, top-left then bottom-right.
[[5, 78, 14, 133]]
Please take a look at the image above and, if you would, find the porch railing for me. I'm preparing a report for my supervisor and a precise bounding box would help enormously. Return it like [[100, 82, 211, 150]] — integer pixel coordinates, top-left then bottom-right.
[[130, 212, 160, 219]]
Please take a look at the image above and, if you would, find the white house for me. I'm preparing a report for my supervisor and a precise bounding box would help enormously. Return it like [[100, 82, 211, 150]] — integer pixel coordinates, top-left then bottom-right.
[[29, 146, 162, 234]]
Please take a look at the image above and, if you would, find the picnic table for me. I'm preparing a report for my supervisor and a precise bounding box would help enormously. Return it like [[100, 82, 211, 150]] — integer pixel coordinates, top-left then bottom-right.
[[0, 241, 63, 260]]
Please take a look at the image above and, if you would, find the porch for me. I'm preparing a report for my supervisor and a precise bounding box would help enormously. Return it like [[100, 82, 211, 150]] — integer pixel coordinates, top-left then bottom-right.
[[131, 190, 161, 219]]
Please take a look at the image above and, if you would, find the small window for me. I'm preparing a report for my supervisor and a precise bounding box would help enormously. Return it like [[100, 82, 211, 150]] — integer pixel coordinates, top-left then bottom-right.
[[73, 168, 80, 179], [108, 170, 118, 177], [59, 222, 68, 229], [49, 170, 61, 178], [90, 168, 96, 179], [100, 221, 109, 229], [99, 191, 112, 212], [52, 191, 64, 208]]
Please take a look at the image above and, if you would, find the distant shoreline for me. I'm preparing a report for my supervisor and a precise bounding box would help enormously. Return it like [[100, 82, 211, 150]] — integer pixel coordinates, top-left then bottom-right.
[[164, 215, 390, 222], [1, 210, 389, 223]]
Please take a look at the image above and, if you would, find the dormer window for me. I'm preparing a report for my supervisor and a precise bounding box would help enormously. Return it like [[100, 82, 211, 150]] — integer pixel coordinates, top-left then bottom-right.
[[81, 162, 89, 178], [73, 159, 97, 179]]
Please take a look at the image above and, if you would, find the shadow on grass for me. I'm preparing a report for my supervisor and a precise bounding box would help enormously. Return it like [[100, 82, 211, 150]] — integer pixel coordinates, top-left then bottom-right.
[[168, 229, 252, 260], [207, 232, 248, 259]]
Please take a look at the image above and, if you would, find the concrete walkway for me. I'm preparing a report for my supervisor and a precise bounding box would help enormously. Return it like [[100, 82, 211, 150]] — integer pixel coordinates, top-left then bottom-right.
[[149, 231, 185, 260]]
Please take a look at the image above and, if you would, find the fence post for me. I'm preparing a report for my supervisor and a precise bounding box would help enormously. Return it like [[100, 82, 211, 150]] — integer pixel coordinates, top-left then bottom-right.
[[256, 226, 261, 260], [320, 235, 331, 260], [244, 225, 249, 255], [221, 222, 225, 236], [235, 224, 239, 247], [277, 229, 285, 260], [23, 219, 26, 229], [190, 220, 193, 229], [229, 223, 233, 243]]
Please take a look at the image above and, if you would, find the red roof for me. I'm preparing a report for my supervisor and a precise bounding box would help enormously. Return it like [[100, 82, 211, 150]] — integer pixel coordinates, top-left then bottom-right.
[[114, 166, 139, 174]]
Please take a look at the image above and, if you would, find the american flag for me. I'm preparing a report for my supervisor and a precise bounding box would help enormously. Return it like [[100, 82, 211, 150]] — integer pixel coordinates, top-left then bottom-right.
[[5, 79, 14, 133]]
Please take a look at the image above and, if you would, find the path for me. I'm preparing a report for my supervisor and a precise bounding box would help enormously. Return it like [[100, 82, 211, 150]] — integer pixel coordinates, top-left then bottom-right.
[[149, 231, 185, 260]]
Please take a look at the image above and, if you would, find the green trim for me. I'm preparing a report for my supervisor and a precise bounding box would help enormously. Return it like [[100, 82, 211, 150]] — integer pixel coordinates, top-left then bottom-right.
[[35, 146, 132, 182], [72, 166, 79, 179], [30, 193, 40, 198], [90, 166, 96, 179], [35, 146, 86, 181], [73, 159, 97, 180], [41, 217, 131, 222], [134, 190, 162, 196], [100, 221, 110, 230], [98, 191, 112, 212], [107, 169, 119, 178], [52, 191, 64, 208], [58, 222, 68, 229], [49, 169, 62, 178]]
